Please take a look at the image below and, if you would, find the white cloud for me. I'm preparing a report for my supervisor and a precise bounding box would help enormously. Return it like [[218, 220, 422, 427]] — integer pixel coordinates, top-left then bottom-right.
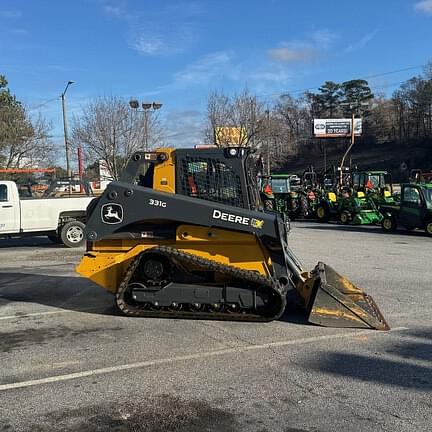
[[98, 1, 200, 56], [0, 10, 21, 18], [102, 5, 124, 17], [310, 29, 337, 48], [163, 110, 205, 147], [8, 28, 27, 35], [131, 36, 164, 55], [171, 51, 238, 88], [415, 0, 432, 14], [267, 29, 337, 64], [154, 50, 294, 97], [267, 47, 316, 63], [344, 30, 378, 53], [247, 69, 292, 84]]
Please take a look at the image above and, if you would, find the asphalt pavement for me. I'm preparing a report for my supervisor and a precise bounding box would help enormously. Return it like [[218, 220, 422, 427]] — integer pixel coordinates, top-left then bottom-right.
[[0, 222, 431, 432]]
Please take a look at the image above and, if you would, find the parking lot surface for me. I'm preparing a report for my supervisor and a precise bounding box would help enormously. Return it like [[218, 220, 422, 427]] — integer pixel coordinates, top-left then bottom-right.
[[0, 222, 431, 431]]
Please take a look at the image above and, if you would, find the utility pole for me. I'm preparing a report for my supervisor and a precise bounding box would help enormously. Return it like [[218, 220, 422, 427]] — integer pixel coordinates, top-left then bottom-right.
[[339, 101, 368, 186], [61, 80, 74, 180], [339, 111, 355, 185]]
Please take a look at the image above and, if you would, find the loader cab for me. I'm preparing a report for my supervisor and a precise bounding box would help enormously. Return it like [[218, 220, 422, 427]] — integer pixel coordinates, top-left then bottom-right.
[[175, 147, 261, 210], [122, 147, 263, 211]]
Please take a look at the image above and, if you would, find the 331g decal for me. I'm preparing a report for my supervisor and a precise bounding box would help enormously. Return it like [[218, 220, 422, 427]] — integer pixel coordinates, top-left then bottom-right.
[[149, 198, 167, 208]]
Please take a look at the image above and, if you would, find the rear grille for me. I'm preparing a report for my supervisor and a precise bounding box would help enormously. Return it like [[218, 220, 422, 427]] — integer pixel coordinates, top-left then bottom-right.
[[179, 156, 244, 207]]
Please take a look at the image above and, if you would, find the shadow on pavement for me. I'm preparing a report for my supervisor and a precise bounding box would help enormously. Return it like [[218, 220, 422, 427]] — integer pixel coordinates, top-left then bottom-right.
[[305, 327, 432, 390], [0, 271, 310, 325], [0, 237, 69, 249], [0, 272, 117, 316]]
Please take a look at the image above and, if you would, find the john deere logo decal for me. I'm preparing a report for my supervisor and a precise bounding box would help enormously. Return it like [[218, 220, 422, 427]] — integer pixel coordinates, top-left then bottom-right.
[[251, 218, 264, 229], [101, 203, 123, 224], [212, 209, 264, 229]]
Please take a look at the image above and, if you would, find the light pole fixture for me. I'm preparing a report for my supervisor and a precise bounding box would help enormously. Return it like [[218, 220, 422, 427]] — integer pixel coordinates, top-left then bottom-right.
[[129, 100, 163, 150], [61, 80, 75, 179]]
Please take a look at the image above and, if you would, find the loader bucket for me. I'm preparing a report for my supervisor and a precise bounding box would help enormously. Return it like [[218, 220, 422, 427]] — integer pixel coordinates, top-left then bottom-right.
[[306, 262, 390, 330]]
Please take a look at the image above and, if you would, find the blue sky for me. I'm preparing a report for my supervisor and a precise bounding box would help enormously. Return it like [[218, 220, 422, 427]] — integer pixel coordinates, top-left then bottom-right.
[[1, 0, 432, 164]]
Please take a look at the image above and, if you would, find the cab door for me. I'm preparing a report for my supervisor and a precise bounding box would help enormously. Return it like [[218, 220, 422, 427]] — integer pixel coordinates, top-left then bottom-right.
[[399, 185, 423, 228], [0, 183, 20, 233]]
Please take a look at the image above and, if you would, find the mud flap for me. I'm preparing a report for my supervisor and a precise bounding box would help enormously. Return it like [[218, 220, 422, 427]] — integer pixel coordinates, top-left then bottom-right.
[[307, 262, 390, 330]]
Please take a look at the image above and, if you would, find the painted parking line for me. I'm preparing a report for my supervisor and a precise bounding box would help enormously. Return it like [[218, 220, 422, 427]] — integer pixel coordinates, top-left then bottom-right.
[[0, 326, 407, 392]]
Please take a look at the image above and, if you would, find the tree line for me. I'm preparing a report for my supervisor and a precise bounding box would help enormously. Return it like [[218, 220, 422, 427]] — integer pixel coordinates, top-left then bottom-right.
[[205, 63, 432, 170], [1, 62, 431, 180], [0, 75, 52, 172]]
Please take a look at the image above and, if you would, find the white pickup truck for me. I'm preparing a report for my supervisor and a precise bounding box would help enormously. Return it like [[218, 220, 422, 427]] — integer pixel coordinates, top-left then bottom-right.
[[0, 180, 94, 247]]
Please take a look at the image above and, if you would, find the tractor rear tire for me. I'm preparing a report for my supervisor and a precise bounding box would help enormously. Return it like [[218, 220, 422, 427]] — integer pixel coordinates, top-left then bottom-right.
[[316, 204, 330, 223], [381, 216, 397, 232], [425, 221, 432, 237], [339, 211, 351, 225]]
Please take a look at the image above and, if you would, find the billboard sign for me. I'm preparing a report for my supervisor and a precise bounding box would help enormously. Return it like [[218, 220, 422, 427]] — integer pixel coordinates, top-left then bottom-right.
[[313, 119, 362, 137], [215, 127, 248, 146]]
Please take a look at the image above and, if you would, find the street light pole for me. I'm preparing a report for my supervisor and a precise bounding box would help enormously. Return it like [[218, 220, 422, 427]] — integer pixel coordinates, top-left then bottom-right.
[[129, 101, 162, 150], [61, 80, 74, 179]]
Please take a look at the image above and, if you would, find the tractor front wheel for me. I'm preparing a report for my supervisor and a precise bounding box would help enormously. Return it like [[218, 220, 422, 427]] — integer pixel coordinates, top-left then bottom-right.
[[316, 204, 330, 223], [381, 216, 397, 232]]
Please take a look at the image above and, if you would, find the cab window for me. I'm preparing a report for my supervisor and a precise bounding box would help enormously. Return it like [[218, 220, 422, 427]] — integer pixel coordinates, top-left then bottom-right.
[[403, 186, 421, 204], [271, 179, 289, 193], [0, 184, 8, 202]]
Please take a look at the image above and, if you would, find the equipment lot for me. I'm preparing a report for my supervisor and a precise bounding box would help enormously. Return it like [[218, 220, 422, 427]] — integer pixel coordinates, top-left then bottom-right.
[[0, 222, 430, 432]]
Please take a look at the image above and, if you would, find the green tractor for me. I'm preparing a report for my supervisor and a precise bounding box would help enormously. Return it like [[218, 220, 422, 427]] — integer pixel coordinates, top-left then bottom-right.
[[316, 189, 383, 225], [270, 173, 318, 220], [352, 170, 395, 206], [259, 174, 315, 220], [381, 183, 432, 236]]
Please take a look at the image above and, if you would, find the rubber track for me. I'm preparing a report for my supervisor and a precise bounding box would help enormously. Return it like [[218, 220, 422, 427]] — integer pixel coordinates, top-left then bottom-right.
[[115, 245, 287, 322]]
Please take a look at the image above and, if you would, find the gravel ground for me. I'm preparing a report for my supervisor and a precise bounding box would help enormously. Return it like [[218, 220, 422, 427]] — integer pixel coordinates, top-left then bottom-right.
[[0, 222, 431, 432]]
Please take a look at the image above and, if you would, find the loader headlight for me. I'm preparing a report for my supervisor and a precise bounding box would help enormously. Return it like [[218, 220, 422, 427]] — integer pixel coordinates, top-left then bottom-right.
[[228, 148, 238, 156]]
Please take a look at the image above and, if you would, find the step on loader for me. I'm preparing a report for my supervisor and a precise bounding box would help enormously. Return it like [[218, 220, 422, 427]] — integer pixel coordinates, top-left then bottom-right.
[[77, 147, 389, 330]]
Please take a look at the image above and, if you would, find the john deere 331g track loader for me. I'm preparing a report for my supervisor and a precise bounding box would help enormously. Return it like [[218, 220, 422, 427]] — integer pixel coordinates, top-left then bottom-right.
[[77, 147, 389, 330]]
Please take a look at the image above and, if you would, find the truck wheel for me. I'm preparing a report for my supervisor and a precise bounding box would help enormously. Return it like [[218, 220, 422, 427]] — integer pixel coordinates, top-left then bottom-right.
[[381, 216, 396, 232], [60, 220, 85, 248], [425, 221, 432, 237], [316, 204, 330, 222]]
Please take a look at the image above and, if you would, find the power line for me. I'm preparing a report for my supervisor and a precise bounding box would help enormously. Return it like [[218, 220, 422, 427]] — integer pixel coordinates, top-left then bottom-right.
[[256, 64, 426, 100], [29, 97, 59, 111]]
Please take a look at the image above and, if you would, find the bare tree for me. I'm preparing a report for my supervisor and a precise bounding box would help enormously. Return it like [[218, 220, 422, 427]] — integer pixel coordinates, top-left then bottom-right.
[[1, 113, 53, 168], [205, 88, 265, 147], [71, 96, 164, 180]]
